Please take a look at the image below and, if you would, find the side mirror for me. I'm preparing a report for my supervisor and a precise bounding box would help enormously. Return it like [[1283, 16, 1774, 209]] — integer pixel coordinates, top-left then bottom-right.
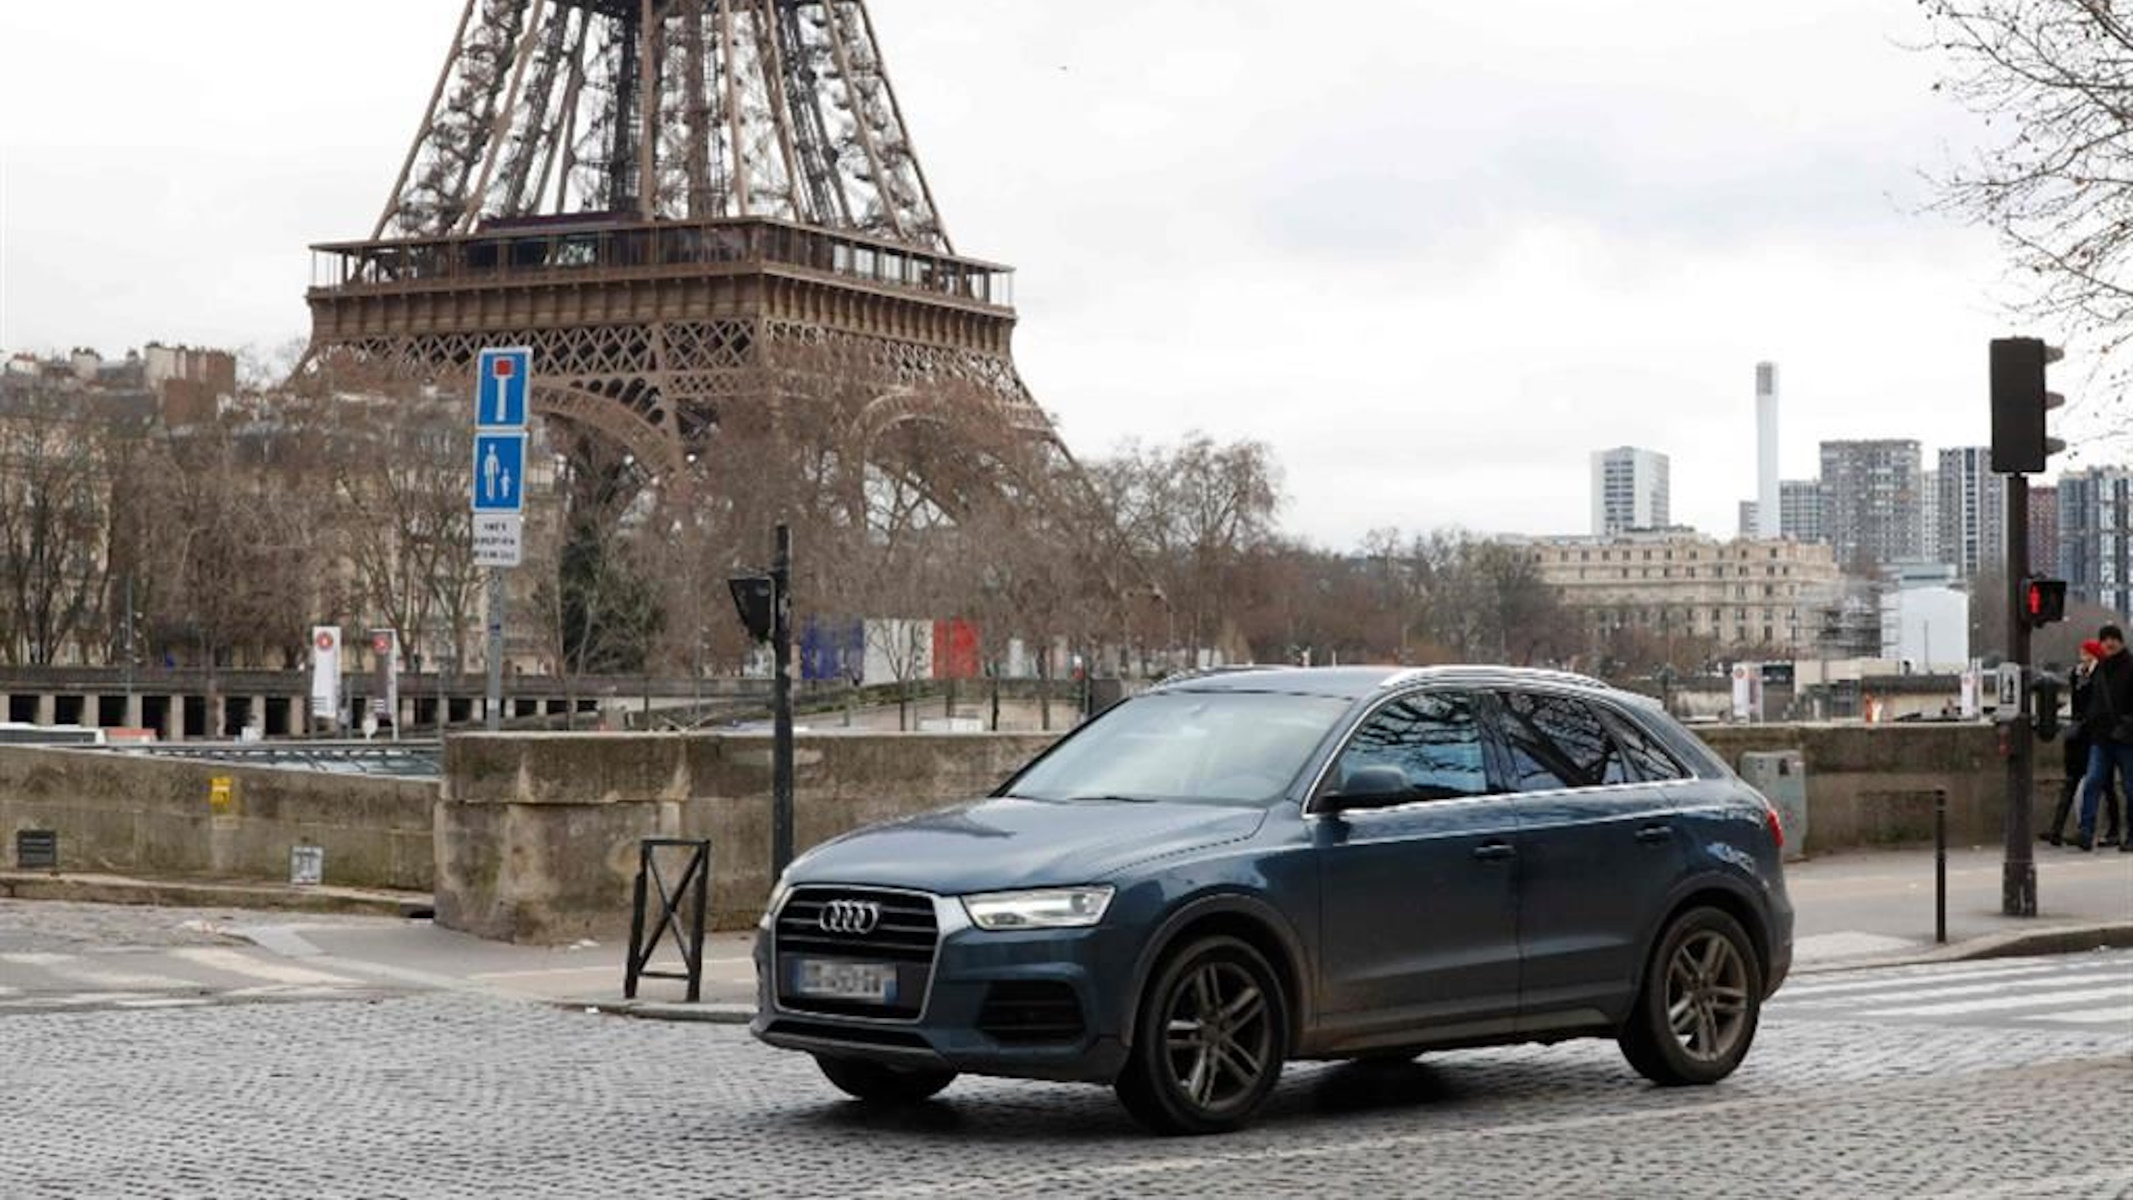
[[1319, 765, 1410, 816]]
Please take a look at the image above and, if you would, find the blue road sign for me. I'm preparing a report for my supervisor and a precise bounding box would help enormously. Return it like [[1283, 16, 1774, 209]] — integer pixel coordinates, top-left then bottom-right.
[[477, 347, 532, 429], [473, 434, 528, 514]]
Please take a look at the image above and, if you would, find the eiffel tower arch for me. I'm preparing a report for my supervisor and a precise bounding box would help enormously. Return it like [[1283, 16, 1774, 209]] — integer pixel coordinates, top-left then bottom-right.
[[305, 0, 1062, 531]]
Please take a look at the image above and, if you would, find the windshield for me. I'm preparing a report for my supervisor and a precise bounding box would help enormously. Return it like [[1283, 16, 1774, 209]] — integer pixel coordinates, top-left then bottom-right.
[[1006, 691, 1353, 806]]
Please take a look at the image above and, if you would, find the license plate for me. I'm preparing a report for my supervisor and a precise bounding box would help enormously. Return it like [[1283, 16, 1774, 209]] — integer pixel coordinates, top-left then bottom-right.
[[792, 959, 899, 1004]]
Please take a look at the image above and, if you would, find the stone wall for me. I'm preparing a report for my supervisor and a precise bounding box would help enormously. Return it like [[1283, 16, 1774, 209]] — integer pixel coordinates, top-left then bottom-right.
[[437, 723, 2075, 944], [1696, 724, 2062, 853], [0, 746, 434, 890], [436, 733, 1056, 944], [2, 721, 2078, 947]]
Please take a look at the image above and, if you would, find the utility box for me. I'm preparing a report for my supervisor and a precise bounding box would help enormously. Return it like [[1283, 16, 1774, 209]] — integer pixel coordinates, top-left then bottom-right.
[[1740, 751, 1808, 862]]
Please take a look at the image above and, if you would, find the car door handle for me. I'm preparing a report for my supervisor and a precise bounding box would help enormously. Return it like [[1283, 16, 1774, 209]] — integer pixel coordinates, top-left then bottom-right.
[[1636, 825, 1675, 845], [1472, 842, 1516, 862]]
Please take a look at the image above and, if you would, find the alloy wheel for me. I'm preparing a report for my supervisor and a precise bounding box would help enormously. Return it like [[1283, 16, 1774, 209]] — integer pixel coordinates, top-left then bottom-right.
[[1664, 929, 1751, 1063], [1161, 960, 1274, 1110]]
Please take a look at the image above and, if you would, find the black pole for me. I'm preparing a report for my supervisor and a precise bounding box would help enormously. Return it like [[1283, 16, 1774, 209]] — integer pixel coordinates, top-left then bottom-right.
[[772, 523, 795, 877], [2003, 476, 2038, 916], [1935, 789, 1949, 945]]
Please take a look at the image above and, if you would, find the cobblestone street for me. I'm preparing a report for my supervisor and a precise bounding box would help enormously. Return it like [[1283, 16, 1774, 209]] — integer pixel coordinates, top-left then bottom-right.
[[5, 953, 2128, 1199]]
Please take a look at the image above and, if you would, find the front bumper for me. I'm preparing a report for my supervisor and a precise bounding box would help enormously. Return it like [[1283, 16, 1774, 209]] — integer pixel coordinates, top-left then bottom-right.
[[750, 896, 1138, 1085]]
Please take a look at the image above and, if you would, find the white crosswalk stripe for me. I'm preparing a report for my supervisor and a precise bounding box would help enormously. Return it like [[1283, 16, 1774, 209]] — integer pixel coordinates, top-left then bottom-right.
[[1775, 962, 2078, 999], [165, 947, 359, 988], [1856, 985, 2133, 1019], [2031, 1008, 2133, 1026], [0, 946, 390, 1014], [1773, 953, 2133, 1031]]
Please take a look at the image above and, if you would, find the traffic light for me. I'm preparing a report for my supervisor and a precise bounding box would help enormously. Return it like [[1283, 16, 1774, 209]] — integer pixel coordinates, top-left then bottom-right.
[[728, 574, 776, 643], [1990, 337, 2066, 475], [2024, 578, 2068, 628]]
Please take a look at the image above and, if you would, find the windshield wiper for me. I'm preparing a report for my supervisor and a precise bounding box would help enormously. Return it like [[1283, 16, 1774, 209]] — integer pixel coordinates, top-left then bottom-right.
[[1062, 793, 1165, 804]]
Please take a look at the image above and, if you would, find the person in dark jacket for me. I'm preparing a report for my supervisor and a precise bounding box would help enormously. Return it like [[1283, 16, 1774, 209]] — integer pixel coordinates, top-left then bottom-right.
[[2074, 624, 2133, 851], [2044, 641, 2113, 846]]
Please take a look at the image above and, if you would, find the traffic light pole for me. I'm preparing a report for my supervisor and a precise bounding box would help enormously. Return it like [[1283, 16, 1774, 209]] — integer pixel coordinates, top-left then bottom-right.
[[2002, 476, 2037, 917], [771, 523, 795, 877]]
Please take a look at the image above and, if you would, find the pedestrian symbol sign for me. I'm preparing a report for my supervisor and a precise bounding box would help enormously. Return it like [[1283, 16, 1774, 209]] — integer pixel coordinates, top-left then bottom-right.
[[473, 434, 528, 514], [478, 347, 532, 430]]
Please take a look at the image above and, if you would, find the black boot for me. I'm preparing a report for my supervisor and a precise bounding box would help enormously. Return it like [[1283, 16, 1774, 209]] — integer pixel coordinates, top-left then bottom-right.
[[2044, 782, 2079, 846]]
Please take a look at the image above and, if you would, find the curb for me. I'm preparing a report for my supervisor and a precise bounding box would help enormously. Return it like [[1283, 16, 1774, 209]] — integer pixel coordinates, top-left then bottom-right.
[[1795, 921, 2133, 975], [573, 1000, 756, 1025], [0, 872, 434, 920]]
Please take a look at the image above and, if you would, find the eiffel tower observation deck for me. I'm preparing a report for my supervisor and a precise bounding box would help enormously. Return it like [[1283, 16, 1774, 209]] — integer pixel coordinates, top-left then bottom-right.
[[306, 0, 1051, 482]]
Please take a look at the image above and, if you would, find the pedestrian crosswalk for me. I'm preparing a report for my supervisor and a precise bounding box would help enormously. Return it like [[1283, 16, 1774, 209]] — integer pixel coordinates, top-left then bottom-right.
[[0, 946, 401, 1014], [1770, 952, 2133, 1033]]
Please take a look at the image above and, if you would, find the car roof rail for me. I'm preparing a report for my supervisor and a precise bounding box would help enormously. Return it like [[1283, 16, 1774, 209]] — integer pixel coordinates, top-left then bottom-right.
[[1149, 664, 1278, 689], [1384, 665, 1615, 692]]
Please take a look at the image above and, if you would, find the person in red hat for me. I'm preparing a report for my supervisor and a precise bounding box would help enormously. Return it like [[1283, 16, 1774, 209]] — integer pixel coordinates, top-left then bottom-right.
[[2045, 639, 2118, 846], [2071, 625, 2133, 849]]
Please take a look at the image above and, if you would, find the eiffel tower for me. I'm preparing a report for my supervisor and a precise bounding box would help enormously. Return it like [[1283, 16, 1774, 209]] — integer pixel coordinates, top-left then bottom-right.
[[305, 0, 1054, 505]]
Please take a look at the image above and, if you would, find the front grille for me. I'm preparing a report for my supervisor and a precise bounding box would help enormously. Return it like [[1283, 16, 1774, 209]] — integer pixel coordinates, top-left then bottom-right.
[[775, 887, 940, 1019], [976, 981, 1086, 1045]]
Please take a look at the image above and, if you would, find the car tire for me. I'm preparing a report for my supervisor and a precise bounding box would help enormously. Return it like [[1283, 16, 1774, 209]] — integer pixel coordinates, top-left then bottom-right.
[[1619, 907, 1763, 1087], [814, 1055, 957, 1104], [1115, 935, 1287, 1135]]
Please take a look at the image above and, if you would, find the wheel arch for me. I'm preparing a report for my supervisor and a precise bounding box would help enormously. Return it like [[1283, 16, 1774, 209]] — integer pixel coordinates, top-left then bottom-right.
[[1120, 893, 1314, 1056], [1644, 880, 1774, 990]]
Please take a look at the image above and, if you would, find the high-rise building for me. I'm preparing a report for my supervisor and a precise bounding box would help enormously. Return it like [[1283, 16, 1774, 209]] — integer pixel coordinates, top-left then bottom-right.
[[2029, 485, 2059, 577], [1591, 447, 1670, 536], [1934, 447, 2005, 579], [1756, 363, 1780, 539], [1919, 469, 1940, 565], [2057, 467, 2133, 614], [1780, 480, 1824, 544], [1819, 440, 1925, 569], [1738, 501, 1760, 539]]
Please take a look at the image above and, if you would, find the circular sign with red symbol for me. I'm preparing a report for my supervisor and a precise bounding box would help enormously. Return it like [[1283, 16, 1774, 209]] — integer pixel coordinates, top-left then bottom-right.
[[316, 630, 337, 652], [372, 633, 393, 655]]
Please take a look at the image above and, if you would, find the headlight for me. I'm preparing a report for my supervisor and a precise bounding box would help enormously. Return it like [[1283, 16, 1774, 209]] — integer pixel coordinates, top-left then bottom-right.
[[961, 887, 1115, 931], [759, 875, 793, 931]]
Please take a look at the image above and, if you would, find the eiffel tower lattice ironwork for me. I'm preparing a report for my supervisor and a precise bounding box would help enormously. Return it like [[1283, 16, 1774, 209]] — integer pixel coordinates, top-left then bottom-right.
[[305, 0, 1054, 487]]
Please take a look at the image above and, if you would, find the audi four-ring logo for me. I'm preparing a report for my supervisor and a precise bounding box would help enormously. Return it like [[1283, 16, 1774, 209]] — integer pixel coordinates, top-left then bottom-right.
[[818, 900, 882, 936]]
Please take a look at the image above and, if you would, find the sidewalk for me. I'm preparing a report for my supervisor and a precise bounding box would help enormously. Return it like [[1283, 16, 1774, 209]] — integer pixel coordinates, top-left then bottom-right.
[[4, 843, 2126, 1022], [1785, 842, 2131, 971]]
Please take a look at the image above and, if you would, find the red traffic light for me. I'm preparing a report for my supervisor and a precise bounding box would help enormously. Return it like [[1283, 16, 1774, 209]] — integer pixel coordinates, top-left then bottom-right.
[[2024, 578, 2067, 628]]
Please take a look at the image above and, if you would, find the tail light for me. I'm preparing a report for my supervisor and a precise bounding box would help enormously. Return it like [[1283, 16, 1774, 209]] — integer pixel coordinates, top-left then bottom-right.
[[1765, 804, 1785, 851]]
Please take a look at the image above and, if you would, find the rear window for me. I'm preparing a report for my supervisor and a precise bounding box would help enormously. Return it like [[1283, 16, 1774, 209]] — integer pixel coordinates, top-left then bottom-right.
[[1499, 691, 1631, 791], [1604, 709, 1690, 782]]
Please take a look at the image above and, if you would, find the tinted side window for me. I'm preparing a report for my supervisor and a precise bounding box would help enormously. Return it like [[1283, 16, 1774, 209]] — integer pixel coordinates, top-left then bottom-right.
[[1605, 709, 1688, 782], [1329, 692, 1493, 806], [1500, 692, 1630, 791]]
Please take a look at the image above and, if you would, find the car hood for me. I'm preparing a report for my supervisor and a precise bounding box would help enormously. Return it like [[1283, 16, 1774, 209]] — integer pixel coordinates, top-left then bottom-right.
[[785, 795, 1270, 895]]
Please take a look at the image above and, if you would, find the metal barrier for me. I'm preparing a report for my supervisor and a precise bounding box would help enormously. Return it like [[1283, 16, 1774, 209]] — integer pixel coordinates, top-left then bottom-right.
[[624, 839, 712, 1003]]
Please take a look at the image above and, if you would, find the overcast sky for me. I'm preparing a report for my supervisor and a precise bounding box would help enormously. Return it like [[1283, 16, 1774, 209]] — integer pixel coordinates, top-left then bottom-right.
[[0, 0, 2082, 546]]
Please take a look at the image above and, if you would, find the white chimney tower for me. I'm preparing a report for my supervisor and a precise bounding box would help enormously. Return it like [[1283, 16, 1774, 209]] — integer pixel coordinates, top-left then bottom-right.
[[1756, 363, 1780, 539]]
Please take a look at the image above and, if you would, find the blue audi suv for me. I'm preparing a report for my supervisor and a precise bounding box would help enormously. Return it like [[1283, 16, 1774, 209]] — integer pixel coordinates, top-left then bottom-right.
[[751, 666, 1793, 1134]]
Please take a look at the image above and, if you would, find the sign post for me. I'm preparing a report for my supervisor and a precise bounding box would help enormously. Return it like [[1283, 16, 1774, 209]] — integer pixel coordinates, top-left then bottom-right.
[[475, 347, 532, 732], [371, 628, 401, 742], [310, 627, 342, 736]]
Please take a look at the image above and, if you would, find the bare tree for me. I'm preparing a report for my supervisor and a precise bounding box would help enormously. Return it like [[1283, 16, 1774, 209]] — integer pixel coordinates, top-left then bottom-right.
[[0, 393, 108, 665], [1089, 434, 1284, 668], [1925, 3, 2133, 357], [311, 389, 483, 675]]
